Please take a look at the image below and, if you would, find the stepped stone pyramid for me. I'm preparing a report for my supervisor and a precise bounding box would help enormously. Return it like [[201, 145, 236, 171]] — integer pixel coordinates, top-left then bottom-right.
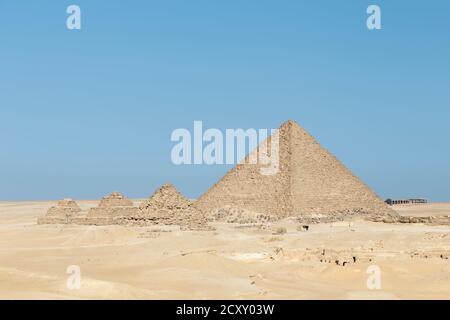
[[98, 192, 133, 207], [121, 184, 211, 230], [84, 192, 139, 225], [38, 198, 82, 224], [195, 120, 397, 222], [140, 184, 193, 216]]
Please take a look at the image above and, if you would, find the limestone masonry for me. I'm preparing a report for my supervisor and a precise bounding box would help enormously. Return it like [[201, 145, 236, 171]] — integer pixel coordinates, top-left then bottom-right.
[[37, 198, 82, 224], [122, 184, 211, 230], [83, 192, 139, 225], [195, 120, 397, 222]]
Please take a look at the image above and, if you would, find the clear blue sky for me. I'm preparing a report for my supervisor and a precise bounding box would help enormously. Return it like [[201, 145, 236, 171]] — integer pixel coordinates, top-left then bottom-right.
[[1, 1, 449, 201]]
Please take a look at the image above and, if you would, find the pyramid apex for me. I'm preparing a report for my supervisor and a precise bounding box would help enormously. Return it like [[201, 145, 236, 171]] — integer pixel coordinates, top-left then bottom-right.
[[279, 119, 301, 129], [98, 191, 132, 207], [149, 183, 184, 198], [158, 183, 177, 191], [162, 182, 175, 187]]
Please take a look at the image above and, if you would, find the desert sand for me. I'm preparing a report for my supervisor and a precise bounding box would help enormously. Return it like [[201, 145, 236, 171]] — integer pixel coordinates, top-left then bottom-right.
[[1, 201, 450, 300]]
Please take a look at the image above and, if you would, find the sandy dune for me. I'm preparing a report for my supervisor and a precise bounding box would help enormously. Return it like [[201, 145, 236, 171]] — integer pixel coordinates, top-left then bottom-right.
[[1, 201, 450, 299]]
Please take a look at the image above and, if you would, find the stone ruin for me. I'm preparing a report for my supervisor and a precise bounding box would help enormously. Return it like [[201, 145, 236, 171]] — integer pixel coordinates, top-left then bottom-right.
[[140, 183, 193, 222], [82, 192, 139, 226], [37, 188, 212, 230], [120, 184, 212, 231], [209, 205, 274, 224], [98, 192, 133, 207], [37, 198, 83, 224]]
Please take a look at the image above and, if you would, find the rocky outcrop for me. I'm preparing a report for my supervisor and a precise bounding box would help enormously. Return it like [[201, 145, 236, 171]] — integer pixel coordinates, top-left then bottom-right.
[[209, 205, 274, 224]]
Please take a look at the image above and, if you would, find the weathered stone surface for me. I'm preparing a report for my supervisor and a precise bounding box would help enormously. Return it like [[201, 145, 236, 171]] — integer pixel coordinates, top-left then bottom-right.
[[396, 215, 450, 225], [82, 192, 138, 226], [98, 192, 133, 207], [210, 205, 274, 224], [195, 120, 397, 223], [119, 184, 212, 231], [82, 207, 140, 226], [37, 199, 82, 224]]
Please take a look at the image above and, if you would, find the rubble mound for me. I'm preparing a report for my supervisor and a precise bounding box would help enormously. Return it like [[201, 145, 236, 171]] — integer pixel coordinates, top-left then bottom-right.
[[295, 209, 401, 224], [209, 205, 274, 224], [396, 215, 450, 225]]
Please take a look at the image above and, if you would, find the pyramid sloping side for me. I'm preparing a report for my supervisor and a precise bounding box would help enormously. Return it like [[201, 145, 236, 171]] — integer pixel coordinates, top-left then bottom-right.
[[195, 120, 395, 220], [195, 124, 293, 217], [287, 121, 393, 217]]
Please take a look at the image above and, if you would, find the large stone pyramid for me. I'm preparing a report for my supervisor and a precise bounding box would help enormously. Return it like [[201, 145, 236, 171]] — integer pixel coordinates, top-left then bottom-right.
[[195, 120, 396, 222]]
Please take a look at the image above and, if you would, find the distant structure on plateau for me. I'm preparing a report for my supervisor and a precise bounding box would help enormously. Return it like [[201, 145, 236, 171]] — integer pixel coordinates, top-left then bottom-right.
[[385, 198, 428, 205]]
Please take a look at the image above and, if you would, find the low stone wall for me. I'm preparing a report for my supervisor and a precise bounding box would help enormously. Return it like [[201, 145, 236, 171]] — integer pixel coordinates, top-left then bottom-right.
[[81, 207, 141, 226]]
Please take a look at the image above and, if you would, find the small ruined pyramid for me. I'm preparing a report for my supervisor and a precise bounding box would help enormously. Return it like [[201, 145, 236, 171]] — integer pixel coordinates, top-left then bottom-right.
[[140, 183, 193, 215], [195, 120, 396, 222], [38, 198, 82, 224], [135, 183, 211, 230], [85, 192, 138, 225], [98, 192, 134, 207]]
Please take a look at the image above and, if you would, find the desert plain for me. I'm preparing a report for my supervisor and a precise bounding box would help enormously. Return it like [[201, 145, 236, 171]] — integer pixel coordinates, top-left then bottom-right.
[[1, 200, 450, 300]]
